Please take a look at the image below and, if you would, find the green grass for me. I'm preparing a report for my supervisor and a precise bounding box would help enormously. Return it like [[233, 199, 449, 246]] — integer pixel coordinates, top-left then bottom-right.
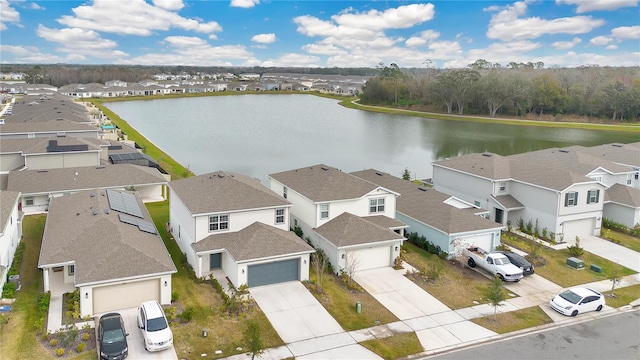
[[471, 306, 553, 334], [145, 201, 283, 359], [501, 233, 637, 287], [401, 243, 505, 309], [602, 284, 640, 308], [359, 332, 423, 360], [600, 229, 640, 253], [307, 268, 398, 331]]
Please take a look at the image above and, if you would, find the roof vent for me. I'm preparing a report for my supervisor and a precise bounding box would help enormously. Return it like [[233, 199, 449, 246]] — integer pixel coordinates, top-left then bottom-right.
[[37, 170, 48, 173], [559, 149, 569, 153], [418, 187, 428, 191], [96, 166, 105, 169], [482, 153, 492, 157], [103, 209, 109, 214], [375, 172, 383, 176], [612, 143, 622, 147], [217, 174, 225, 178], [321, 166, 329, 171], [92, 210, 98, 216], [90, 192, 96, 197]]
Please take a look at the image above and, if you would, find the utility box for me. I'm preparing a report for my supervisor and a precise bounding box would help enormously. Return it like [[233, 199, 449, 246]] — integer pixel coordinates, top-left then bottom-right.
[[566, 257, 585, 269], [8, 275, 21, 290], [590, 264, 602, 273]]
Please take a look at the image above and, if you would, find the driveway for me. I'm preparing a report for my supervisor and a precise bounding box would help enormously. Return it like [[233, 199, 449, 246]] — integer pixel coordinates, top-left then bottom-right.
[[95, 307, 178, 360], [354, 267, 450, 320], [580, 236, 640, 272]]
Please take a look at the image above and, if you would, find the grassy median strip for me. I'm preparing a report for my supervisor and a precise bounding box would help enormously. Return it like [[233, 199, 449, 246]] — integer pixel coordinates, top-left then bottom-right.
[[360, 332, 423, 360], [600, 229, 640, 253], [603, 284, 640, 308], [145, 201, 283, 358], [471, 306, 553, 334]]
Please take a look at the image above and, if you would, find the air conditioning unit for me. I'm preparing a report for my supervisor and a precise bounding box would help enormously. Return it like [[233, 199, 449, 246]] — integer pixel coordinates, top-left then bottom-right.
[[8, 275, 21, 290]]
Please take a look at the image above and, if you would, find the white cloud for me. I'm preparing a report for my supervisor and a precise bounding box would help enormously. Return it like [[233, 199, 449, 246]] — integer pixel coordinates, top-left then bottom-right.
[[163, 36, 210, 48], [590, 35, 612, 45], [261, 53, 321, 67], [406, 29, 440, 47], [606, 44, 618, 50], [36, 24, 128, 59], [230, 0, 260, 8], [301, 43, 346, 56], [551, 37, 582, 49], [611, 25, 640, 39], [0, 44, 73, 63], [0, 0, 21, 30], [486, 1, 605, 41], [152, 0, 184, 11], [555, 0, 638, 13], [208, 34, 218, 40], [57, 0, 222, 36], [251, 33, 276, 44]]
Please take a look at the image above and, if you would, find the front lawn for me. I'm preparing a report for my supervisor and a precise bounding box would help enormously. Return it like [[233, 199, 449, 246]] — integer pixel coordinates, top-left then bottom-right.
[[401, 243, 502, 309], [600, 228, 640, 253], [602, 284, 640, 308], [501, 233, 637, 288], [471, 306, 553, 334], [145, 201, 283, 358], [306, 269, 398, 331], [360, 332, 423, 360]]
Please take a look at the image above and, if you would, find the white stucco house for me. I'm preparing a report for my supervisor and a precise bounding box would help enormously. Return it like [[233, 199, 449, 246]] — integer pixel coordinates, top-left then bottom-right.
[[0, 190, 22, 291], [269, 164, 407, 274], [168, 171, 314, 288], [352, 169, 504, 255], [604, 184, 640, 229], [38, 189, 176, 317]]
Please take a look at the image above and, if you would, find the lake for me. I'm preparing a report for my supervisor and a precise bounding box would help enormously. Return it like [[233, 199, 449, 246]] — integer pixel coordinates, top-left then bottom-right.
[[104, 94, 639, 183]]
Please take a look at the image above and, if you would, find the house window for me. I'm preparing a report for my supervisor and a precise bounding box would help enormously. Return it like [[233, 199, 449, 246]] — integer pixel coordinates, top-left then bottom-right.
[[499, 182, 506, 192], [474, 201, 481, 207], [565, 192, 578, 207], [275, 208, 285, 224], [209, 214, 229, 232], [283, 187, 288, 199], [627, 174, 633, 185], [587, 189, 600, 204], [25, 197, 34, 206], [320, 204, 329, 219], [591, 176, 602, 182], [28, 133, 35, 138], [68, 265, 75, 276], [369, 198, 385, 213]]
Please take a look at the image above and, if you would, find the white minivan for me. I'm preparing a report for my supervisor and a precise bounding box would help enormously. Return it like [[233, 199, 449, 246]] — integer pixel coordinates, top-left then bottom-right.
[[137, 301, 173, 352]]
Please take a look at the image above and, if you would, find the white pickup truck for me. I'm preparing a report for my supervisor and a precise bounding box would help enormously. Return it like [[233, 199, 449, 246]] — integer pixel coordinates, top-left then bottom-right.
[[464, 247, 523, 282]]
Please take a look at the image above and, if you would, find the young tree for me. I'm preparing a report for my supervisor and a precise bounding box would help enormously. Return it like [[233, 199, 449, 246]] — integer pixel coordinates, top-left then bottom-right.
[[243, 320, 264, 360], [608, 262, 623, 297], [401, 168, 411, 180], [344, 252, 361, 286], [450, 237, 471, 268], [485, 275, 507, 321], [311, 249, 329, 293]]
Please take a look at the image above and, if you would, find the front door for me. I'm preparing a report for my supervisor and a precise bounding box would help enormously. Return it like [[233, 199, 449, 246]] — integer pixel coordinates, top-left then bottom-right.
[[495, 208, 504, 224], [210, 253, 222, 270]]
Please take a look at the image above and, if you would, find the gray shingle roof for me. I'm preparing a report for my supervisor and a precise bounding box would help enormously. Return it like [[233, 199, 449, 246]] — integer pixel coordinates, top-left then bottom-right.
[[360, 215, 407, 230], [493, 194, 524, 209], [169, 171, 290, 215], [6, 164, 166, 194], [0, 136, 107, 154], [433, 153, 512, 180], [38, 190, 176, 285], [509, 147, 632, 174], [605, 184, 640, 207], [352, 169, 504, 234], [192, 222, 314, 261], [0, 119, 98, 134], [0, 190, 20, 232], [315, 212, 405, 247], [570, 143, 640, 168], [269, 164, 381, 202]]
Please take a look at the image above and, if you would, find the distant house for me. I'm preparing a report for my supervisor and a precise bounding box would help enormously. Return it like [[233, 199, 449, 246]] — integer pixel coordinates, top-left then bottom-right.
[[604, 184, 640, 228], [168, 171, 314, 288], [38, 190, 176, 317], [269, 164, 407, 274], [0, 120, 99, 140], [0, 190, 22, 290], [352, 169, 504, 254], [105, 80, 127, 87]]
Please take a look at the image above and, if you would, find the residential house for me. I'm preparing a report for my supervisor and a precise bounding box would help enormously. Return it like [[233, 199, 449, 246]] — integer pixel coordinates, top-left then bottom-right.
[[352, 169, 504, 254], [604, 184, 640, 228], [269, 164, 407, 274], [0, 190, 22, 290], [168, 171, 314, 288], [569, 143, 640, 189], [105, 80, 127, 87], [38, 189, 176, 317], [6, 164, 168, 214], [432, 151, 607, 242], [0, 120, 99, 140]]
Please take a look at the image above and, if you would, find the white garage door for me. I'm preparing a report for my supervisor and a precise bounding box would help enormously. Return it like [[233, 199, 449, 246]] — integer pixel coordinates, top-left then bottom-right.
[[347, 245, 391, 271], [93, 278, 160, 314], [562, 218, 595, 241], [459, 233, 494, 252]]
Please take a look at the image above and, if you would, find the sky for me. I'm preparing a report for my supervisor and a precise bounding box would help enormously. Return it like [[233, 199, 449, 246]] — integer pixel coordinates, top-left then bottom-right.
[[1, 0, 638, 68]]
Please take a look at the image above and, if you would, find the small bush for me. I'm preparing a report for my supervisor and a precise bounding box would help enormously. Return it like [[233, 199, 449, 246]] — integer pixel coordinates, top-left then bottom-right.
[[34, 291, 51, 331], [2, 282, 17, 298], [7, 242, 25, 277], [171, 291, 179, 302], [76, 342, 86, 353], [180, 306, 195, 322], [165, 306, 177, 322], [82, 333, 90, 341], [49, 338, 58, 347], [525, 219, 533, 235], [516, 217, 525, 232], [55, 348, 65, 357]]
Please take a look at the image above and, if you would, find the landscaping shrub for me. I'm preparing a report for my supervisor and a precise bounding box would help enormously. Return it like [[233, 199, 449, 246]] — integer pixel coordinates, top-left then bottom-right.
[[34, 291, 51, 332], [291, 225, 303, 238], [602, 218, 640, 238], [82, 333, 90, 341], [180, 306, 195, 322], [171, 291, 179, 302], [2, 282, 17, 298], [525, 219, 533, 235], [76, 342, 86, 353], [516, 217, 524, 232], [165, 306, 177, 322], [567, 237, 585, 257], [50, 339, 58, 347], [55, 348, 65, 357], [7, 242, 25, 278]]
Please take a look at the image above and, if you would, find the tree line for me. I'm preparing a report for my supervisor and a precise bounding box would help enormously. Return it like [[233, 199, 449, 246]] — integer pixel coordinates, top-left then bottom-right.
[[360, 61, 640, 122]]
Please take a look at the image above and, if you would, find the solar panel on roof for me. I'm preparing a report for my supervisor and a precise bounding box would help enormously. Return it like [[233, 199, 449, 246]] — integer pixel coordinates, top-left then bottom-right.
[[107, 189, 143, 218], [118, 213, 138, 226], [137, 220, 157, 234]]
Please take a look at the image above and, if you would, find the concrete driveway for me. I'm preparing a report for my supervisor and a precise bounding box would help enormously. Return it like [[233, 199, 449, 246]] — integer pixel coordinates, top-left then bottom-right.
[[354, 267, 450, 320], [250, 281, 381, 359], [580, 236, 640, 272], [95, 307, 178, 360]]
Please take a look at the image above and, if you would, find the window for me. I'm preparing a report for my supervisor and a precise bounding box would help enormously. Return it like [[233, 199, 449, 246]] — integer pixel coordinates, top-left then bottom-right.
[[25, 197, 34, 206], [209, 214, 229, 231], [283, 187, 288, 199], [587, 189, 600, 204], [320, 203, 329, 219], [28, 133, 35, 139], [565, 192, 578, 207], [68, 265, 75, 276], [275, 208, 285, 224], [499, 182, 506, 192], [591, 176, 602, 182], [474, 200, 481, 207], [627, 174, 633, 186], [369, 198, 385, 213]]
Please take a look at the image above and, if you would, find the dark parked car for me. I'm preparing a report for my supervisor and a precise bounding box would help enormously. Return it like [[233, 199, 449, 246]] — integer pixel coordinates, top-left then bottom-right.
[[98, 313, 129, 360], [496, 251, 534, 275]]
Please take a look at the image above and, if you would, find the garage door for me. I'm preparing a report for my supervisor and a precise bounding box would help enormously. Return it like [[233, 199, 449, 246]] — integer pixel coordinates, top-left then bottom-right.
[[247, 259, 299, 287], [459, 233, 494, 252], [93, 279, 160, 314], [562, 218, 595, 241], [347, 245, 391, 271]]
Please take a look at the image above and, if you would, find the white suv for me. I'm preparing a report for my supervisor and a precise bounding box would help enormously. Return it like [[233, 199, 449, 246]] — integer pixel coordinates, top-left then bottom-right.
[[137, 301, 173, 352]]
